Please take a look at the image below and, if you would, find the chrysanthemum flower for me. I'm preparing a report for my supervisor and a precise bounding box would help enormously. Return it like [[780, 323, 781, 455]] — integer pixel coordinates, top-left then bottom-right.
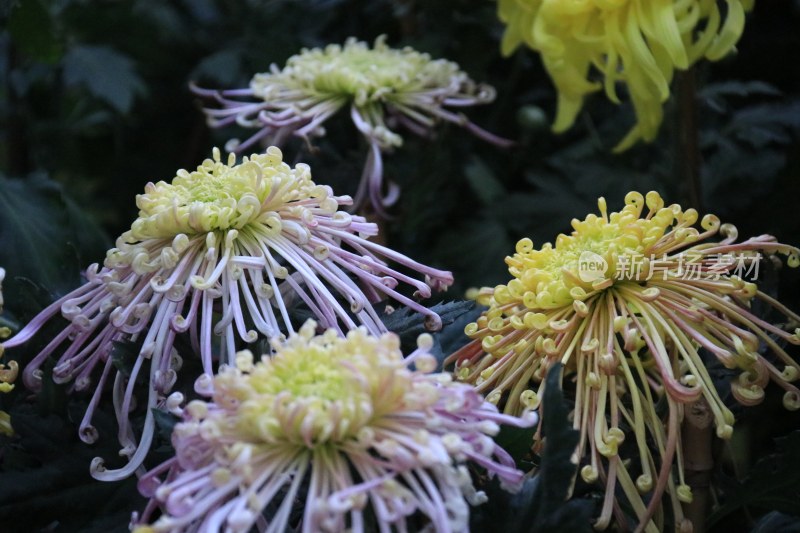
[[2, 147, 452, 481], [447, 191, 800, 531], [192, 36, 509, 217], [498, 0, 755, 151], [133, 321, 536, 533]]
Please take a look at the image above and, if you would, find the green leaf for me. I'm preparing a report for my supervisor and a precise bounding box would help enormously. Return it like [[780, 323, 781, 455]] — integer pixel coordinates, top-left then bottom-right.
[[464, 156, 506, 206], [0, 403, 143, 532], [379, 300, 475, 336], [494, 423, 536, 468], [750, 511, 800, 533], [521, 362, 593, 532], [0, 175, 81, 300], [7, 0, 63, 63], [191, 48, 245, 86], [469, 363, 593, 533], [152, 408, 180, 443], [0, 174, 111, 317], [110, 340, 140, 380], [709, 430, 800, 526], [63, 45, 146, 114]]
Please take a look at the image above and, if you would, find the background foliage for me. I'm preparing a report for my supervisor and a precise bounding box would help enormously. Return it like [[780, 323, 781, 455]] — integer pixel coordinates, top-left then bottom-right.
[[1, 0, 800, 531]]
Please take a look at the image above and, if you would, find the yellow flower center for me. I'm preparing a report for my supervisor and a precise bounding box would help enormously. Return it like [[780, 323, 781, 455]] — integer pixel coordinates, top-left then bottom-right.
[[127, 146, 333, 241], [252, 36, 465, 107], [213, 323, 414, 448], [490, 191, 705, 309]]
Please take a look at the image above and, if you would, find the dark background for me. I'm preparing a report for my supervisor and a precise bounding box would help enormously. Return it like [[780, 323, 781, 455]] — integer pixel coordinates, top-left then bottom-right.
[[1, 1, 799, 531]]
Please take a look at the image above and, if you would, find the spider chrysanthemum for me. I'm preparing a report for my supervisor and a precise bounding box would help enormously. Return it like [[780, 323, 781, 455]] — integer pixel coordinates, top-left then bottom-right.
[[498, 0, 755, 151], [2, 147, 452, 481], [133, 321, 536, 533], [192, 36, 509, 216], [447, 191, 800, 531]]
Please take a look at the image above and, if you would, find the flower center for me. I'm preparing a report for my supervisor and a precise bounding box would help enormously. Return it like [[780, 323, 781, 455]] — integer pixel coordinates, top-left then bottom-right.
[[127, 147, 324, 240], [252, 36, 462, 107], [495, 192, 700, 308], [223, 324, 411, 448]]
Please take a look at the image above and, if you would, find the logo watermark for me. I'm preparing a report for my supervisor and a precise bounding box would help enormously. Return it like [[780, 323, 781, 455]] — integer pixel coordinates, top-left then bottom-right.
[[578, 251, 609, 283], [579, 252, 762, 282]]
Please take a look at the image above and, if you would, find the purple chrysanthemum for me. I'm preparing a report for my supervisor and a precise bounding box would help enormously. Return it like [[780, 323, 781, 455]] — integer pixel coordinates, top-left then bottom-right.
[[133, 321, 536, 532], [191, 36, 510, 217], [2, 147, 452, 481]]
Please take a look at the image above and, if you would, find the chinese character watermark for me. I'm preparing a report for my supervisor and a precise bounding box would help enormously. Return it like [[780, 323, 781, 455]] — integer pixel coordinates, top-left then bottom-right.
[[577, 251, 763, 282]]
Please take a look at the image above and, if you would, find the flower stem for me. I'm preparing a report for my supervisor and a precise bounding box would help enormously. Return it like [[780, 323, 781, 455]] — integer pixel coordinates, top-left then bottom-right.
[[681, 398, 714, 533], [676, 69, 702, 211]]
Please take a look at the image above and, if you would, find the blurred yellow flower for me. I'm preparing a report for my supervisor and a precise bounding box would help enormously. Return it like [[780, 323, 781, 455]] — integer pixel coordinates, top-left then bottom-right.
[[0, 361, 17, 394], [498, 0, 755, 150], [0, 410, 12, 437]]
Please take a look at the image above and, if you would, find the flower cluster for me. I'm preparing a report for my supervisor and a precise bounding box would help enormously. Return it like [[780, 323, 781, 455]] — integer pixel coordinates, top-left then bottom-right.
[[134, 321, 536, 533], [2, 147, 452, 481], [497, 0, 755, 151], [192, 36, 509, 217], [447, 191, 800, 530]]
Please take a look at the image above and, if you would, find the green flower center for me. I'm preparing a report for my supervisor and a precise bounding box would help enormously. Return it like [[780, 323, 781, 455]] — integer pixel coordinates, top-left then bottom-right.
[[124, 147, 327, 241], [252, 36, 464, 107], [219, 325, 412, 448]]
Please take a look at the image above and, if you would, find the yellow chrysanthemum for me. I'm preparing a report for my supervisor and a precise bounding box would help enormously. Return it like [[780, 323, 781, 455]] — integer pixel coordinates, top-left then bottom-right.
[[0, 410, 12, 437], [447, 191, 800, 531], [498, 0, 755, 150]]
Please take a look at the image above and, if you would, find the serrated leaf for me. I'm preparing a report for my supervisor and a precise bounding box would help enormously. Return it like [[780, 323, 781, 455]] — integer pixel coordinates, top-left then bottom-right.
[[378, 300, 475, 337], [699, 81, 782, 113], [0, 405, 141, 533], [377, 300, 477, 368], [63, 45, 146, 113]]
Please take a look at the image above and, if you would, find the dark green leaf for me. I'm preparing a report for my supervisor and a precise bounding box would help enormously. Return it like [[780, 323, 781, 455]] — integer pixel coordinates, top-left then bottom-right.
[[709, 430, 800, 525], [464, 156, 506, 205], [521, 362, 593, 533], [494, 423, 536, 468], [0, 175, 81, 301], [110, 340, 140, 380], [63, 45, 146, 114], [152, 408, 180, 443], [750, 511, 800, 533], [469, 363, 593, 533]]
